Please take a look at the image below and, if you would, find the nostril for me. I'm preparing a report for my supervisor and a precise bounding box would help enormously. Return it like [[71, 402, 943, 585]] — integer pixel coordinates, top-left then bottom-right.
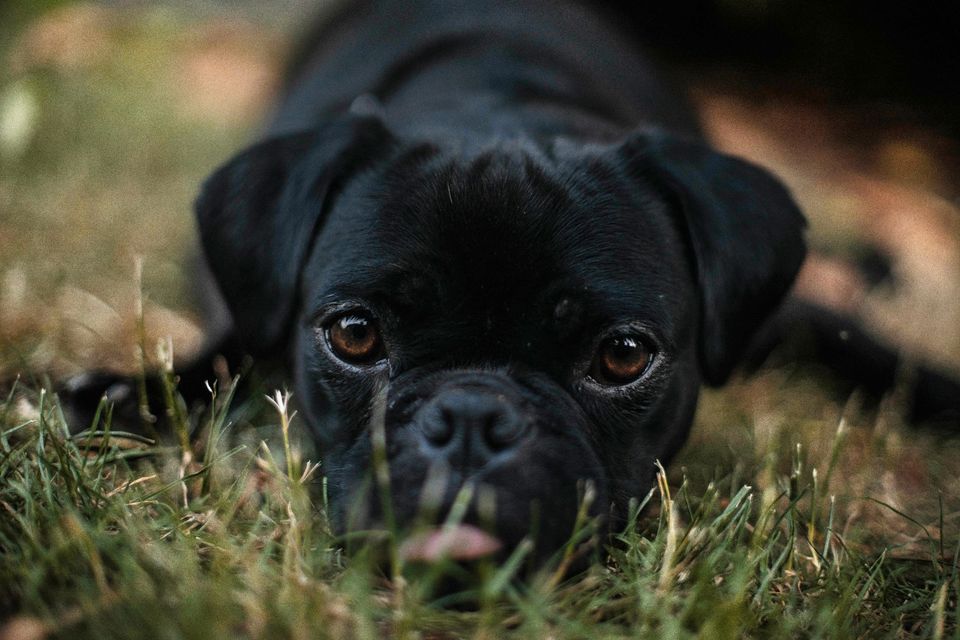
[[484, 411, 526, 450], [420, 406, 455, 447]]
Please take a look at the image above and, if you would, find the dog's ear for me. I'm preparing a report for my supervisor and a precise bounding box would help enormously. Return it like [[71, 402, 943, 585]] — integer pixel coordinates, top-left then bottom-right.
[[195, 116, 392, 354], [625, 133, 807, 385]]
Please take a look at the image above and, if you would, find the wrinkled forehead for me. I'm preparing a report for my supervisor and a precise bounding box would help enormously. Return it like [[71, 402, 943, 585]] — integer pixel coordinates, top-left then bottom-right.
[[303, 145, 693, 329]]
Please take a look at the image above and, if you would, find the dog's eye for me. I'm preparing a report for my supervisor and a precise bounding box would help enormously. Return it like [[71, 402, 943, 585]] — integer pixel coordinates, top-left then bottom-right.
[[589, 334, 652, 385], [326, 312, 385, 364]]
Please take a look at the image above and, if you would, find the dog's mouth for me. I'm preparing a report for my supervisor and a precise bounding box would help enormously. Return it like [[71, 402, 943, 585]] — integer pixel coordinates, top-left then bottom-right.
[[332, 466, 609, 573]]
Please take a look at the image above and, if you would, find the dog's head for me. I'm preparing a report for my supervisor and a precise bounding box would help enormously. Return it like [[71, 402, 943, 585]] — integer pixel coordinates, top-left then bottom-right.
[[196, 114, 806, 562]]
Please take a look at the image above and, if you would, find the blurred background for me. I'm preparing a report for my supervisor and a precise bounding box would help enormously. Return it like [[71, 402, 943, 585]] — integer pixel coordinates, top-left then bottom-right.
[[0, 0, 958, 556]]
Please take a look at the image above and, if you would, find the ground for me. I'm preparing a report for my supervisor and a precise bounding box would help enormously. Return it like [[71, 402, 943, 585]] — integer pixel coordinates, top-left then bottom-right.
[[1, 2, 958, 638]]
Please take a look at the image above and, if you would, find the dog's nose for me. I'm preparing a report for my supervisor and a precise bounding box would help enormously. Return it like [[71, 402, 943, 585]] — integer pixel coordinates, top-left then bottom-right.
[[419, 389, 527, 466]]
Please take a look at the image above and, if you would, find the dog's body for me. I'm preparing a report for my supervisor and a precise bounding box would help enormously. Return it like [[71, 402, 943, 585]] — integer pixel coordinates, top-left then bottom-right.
[[62, 0, 959, 563]]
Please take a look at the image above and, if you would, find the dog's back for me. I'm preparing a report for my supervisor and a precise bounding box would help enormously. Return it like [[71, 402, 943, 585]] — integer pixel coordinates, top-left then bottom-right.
[[271, 0, 700, 141]]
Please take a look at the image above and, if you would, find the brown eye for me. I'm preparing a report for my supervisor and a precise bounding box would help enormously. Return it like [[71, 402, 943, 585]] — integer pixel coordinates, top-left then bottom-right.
[[590, 334, 652, 385], [326, 312, 384, 364]]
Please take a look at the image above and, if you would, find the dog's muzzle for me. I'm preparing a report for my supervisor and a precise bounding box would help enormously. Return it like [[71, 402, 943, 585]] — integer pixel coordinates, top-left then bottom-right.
[[330, 367, 609, 566]]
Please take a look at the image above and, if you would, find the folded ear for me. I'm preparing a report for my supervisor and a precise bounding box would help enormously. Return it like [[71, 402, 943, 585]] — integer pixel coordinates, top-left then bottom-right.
[[195, 116, 392, 354], [625, 133, 807, 385]]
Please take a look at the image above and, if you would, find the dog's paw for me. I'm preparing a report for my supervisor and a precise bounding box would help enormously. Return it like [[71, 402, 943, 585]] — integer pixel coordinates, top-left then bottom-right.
[[58, 371, 150, 435], [911, 367, 960, 426]]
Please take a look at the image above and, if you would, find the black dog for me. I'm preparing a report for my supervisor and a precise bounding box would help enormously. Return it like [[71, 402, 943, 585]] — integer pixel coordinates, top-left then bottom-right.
[[192, 0, 806, 560], [61, 0, 958, 564]]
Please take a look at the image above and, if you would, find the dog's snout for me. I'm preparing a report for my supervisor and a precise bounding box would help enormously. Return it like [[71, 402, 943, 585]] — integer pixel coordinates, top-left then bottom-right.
[[418, 389, 527, 467]]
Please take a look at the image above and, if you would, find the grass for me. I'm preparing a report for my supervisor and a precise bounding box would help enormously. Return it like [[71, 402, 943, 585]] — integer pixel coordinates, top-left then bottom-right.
[[1, 375, 957, 638], [1, 2, 959, 638]]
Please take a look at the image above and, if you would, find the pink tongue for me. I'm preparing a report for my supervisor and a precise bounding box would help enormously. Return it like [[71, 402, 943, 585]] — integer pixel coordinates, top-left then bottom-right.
[[399, 524, 503, 562]]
